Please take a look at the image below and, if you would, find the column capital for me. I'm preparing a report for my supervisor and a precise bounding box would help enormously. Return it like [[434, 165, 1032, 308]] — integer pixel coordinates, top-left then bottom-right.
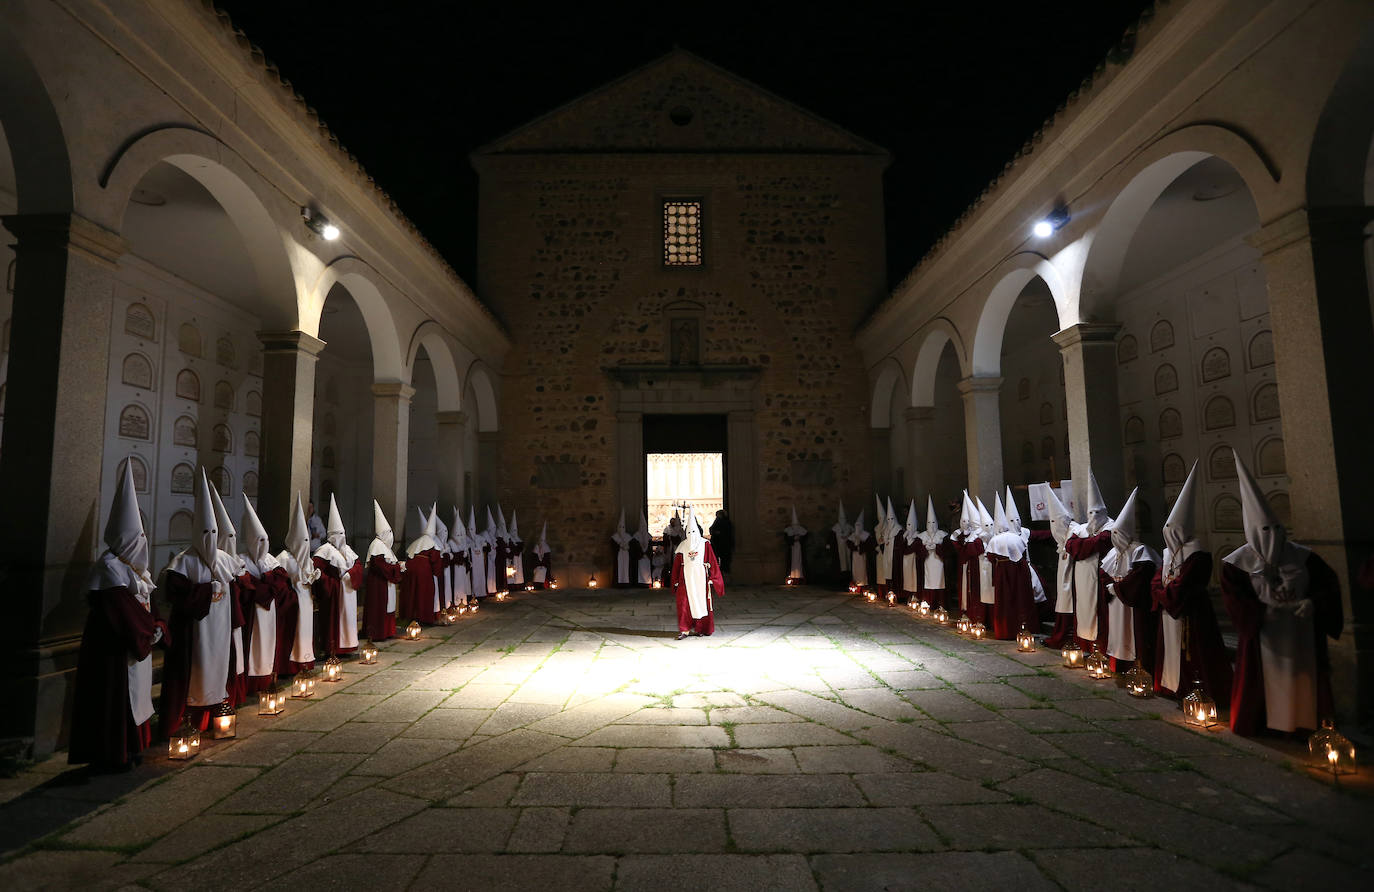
[[1246, 206, 1310, 256], [435, 410, 468, 426], [258, 329, 326, 356], [957, 375, 1003, 396], [2, 212, 127, 267], [1052, 323, 1120, 350], [616, 411, 642, 424], [371, 381, 416, 401], [904, 406, 935, 422]]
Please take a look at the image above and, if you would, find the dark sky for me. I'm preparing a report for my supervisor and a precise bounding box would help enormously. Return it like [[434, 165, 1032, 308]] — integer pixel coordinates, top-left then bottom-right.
[[216, 1, 1149, 289]]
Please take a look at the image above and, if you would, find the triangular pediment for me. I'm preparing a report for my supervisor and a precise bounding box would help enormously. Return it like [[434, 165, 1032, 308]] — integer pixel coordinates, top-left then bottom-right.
[[476, 49, 886, 156]]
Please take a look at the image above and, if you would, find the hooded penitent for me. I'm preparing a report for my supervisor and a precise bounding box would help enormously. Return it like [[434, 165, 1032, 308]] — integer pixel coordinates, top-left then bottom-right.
[[904, 500, 920, 544], [832, 499, 852, 573], [284, 493, 313, 584], [208, 484, 240, 567], [989, 493, 1024, 562], [676, 506, 710, 620], [1224, 451, 1309, 602], [1083, 473, 1112, 535], [634, 511, 653, 584], [612, 509, 633, 583], [918, 497, 946, 591], [406, 506, 440, 558], [536, 521, 550, 558], [450, 507, 468, 553], [785, 506, 807, 581], [1044, 485, 1074, 614], [431, 504, 449, 555], [1103, 487, 1141, 578], [241, 495, 276, 571], [1162, 460, 1202, 583], [958, 491, 977, 539], [194, 469, 220, 569], [369, 500, 397, 562]]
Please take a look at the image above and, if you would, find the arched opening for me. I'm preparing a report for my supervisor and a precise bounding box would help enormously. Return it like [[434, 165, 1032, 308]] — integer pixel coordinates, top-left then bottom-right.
[[926, 339, 968, 520], [314, 282, 376, 552], [407, 344, 440, 540], [108, 158, 288, 562], [1104, 154, 1281, 555], [996, 276, 1068, 489], [868, 360, 907, 502]]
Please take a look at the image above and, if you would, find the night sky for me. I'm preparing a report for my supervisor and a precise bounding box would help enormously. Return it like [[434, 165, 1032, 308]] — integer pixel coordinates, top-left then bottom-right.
[[216, 1, 1149, 289]]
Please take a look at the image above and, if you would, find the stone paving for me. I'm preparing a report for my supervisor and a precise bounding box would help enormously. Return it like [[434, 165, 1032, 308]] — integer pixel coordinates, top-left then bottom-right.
[[2, 585, 1371, 890]]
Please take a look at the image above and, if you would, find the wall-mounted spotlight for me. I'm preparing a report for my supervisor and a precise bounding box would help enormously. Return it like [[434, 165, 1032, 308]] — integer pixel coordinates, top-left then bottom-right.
[[1032, 204, 1070, 239], [301, 206, 340, 241]]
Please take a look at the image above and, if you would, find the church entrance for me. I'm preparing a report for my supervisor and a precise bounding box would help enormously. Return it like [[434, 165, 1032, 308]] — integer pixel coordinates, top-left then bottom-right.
[[642, 413, 726, 537]]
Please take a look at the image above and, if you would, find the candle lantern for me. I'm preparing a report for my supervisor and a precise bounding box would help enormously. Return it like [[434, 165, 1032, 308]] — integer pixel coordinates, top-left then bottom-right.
[[505, 565, 515, 579], [1061, 639, 1085, 669], [405, 620, 422, 640], [525, 583, 535, 592], [1084, 646, 1112, 679], [257, 686, 285, 716], [323, 655, 343, 683], [168, 719, 201, 760], [291, 669, 318, 699], [1122, 661, 1152, 698], [955, 613, 972, 634], [934, 606, 949, 624], [549, 579, 559, 590], [496, 589, 508, 601], [652, 579, 663, 590], [907, 598, 918, 610], [1016, 624, 1036, 653], [469, 599, 480, 612], [969, 621, 987, 640], [1181, 677, 1218, 728], [587, 574, 598, 588], [1308, 719, 1357, 776], [886, 591, 896, 607], [210, 699, 237, 739], [918, 601, 931, 617], [865, 590, 877, 602], [847, 583, 859, 594], [359, 642, 379, 665]]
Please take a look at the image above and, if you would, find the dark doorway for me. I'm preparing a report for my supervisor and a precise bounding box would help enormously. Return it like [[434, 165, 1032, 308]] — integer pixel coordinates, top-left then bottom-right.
[[643, 414, 727, 537]]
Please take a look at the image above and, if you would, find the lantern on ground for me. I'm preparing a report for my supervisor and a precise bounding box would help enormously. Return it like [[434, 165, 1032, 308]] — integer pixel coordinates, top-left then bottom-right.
[[210, 699, 237, 739], [969, 621, 987, 640], [652, 579, 663, 590], [525, 583, 535, 592], [168, 718, 201, 760], [918, 601, 931, 617], [865, 590, 877, 602], [291, 669, 318, 699], [257, 686, 285, 716], [1181, 677, 1218, 728], [405, 620, 422, 640], [934, 606, 949, 624], [1016, 624, 1036, 653], [323, 655, 343, 683], [955, 613, 972, 634], [1061, 639, 1085, 669], [496, 590, 508, 601], [908, 598, 918, 610], [1122, 661, 1152, 698], [469, 599, 480, 612], [447, 605, 463, 624], [359, 642, 379, 665], [1085, 646, 1112, 679], [587, 574, 598, 588], [548, 579, 559, 590], [886, 591, 896, 607], [1308, 719, 1356, 776], [847, 583, 859, 594]]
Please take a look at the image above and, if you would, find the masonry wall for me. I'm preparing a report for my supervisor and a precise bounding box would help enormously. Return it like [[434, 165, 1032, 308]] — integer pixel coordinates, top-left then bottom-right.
[[478, 155, 886, 578]]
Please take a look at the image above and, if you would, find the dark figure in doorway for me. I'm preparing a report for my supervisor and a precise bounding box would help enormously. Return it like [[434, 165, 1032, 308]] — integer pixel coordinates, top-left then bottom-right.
[[710, 510, 735, 573]]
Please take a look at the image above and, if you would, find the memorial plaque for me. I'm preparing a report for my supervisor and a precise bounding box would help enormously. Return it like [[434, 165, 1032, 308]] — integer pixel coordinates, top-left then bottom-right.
[[1158, 407, 1182, 440], [1251, 382, 1280, 422], [1209, 445, 1236, 480], [168, 510, 192, 541], [1213, 494, 1243, 531], [1162, 453, 1186, 484], [214, 380, 234, 410], [178, 322, 201, 356], [216, 336, 236, 368], [212, 423, 231, 453], [1204, 395, 1235, 430], [1257, 438, 1286, 476], [1154, 363, 1178, 395], [173, 416, 197, 447], [1150, 319, 1174, 353], [244, 430, 260, 457], [1117, 334, 1139, 364], [1248, 329, 1274, 369], [124, 303, 156, 341], [118, 404, 150, 440], [1201, 346, 1231, 382], [122, 353, 154, 390], [1123, 416, 1145, 444], [170, 462, 194, 493], [175, 369, 201, 402]]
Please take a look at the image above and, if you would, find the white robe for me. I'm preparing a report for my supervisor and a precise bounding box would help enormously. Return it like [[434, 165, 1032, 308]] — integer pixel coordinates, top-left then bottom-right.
[[469, 543, 489, 598], [166, 549, 231, 707], [91, 553, 157, 725], [676, 543, 710, 619], [785, 524, 806, 580], [276, 551, 315, 666], [849, 534, 869, 585], [612, 531, 632, 584], [1068, 525, 1101, 642], [919, 532, 945, 591], [833, 526, 851, 572], [1101, 543, 1155, 662], [242, 554, 280, 679]]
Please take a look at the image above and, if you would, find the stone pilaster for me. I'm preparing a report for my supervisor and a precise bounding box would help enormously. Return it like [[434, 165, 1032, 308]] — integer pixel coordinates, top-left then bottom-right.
[[957, 375, 1004, 505], [1053, 324, 1123, 510], [435, 410, 468, 512], [257, 330, 325, 540], [371, 382, 415, 541]]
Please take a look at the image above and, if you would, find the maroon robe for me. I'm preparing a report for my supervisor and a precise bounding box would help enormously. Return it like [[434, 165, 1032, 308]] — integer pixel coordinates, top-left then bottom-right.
[[313, 557, 343, 656], [1064, 530, 1112, 650], [275, 573, 313, 676], [989, 555, 1038, 640], [889, 536, 912, 596], [1151, 552, 1232, 699], [852, 536, 877, 589], [1221, 553, 1342, 736], [401, 549, 440, 624], [158, 569, 217, 736], [365, 554, 404, 640], [247, 566, 288, 692], [1100, 558, 1158, 673], [69, 586, 166, 768], [952, 536, 986, 624], [672, 540, 725, 636], [226, 571, 252, 706]]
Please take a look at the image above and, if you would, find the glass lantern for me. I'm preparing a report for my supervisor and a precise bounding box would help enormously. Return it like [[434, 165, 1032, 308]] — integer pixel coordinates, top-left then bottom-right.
[[918, 601, 931, 617], [258, 686, 285, 716], [886, 591, 896, 607], [323, 655, 343, 683], [505, 564, 516, 579], [934, 606, 949, 624], [969, 621, 987, 640], [1016, 624, 1036, 652], [1061, 639, 1085, 669], [168, 719, 201, 760], [1308, 719, 1357, 776], [1181, 677, 1218, 728], [291, 669, 318, 699], [525, 584, 535, 592], [496, 589, 508, 601], [587, 574, 598, 588], [548, 579, 559, 590], [470, 599, 480, 612], [1085, 645, 1113, 680], [405, 620, 422, 640], [652, 579, 663, 590], [865, 590, 877, 602], [955, 613, 972, 634], [359, 642, 379, 665], [847, 583, 859, 594], [1122, 661, 1153, 698], [210, 699, 237, 739]]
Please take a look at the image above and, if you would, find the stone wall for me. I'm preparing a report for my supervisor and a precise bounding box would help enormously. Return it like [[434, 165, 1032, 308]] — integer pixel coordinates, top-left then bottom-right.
[[477, 156, 886, 581]]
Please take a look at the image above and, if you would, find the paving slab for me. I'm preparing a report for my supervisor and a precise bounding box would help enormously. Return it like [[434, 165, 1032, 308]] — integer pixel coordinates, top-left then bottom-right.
[[729, 806, 941, 853], [614, 854, 816, 892], [1031, 846, 1252, 891], [674, 774, 865, 807], [565, 807, 727, 853], [63, 764, 259, 847], [715, 748, 802, 774], [616, 747, 718, 773], [410, 854, 616, 891], [512, 772, 672, 807], [506, 806, 571, 852], [358, 806, 520, 851], [573, 724, 729, 748], [810, 851, 1057, 892], [921, 802, 1132, 850]]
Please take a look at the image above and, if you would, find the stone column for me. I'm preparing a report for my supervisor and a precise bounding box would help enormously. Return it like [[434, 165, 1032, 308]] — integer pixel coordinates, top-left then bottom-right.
[[476, 432, 500, 512], [904, 406, 935, 503], [726, 409, 766, 582], [958, 376, 1004, 505], [0, 213, 126, 754], [435, 410, 467, 511], [869, 428, 892, 497], [1053, 324, 1123, 510], [1255, 207, 1374, 720], [616, 411, 644, 519], [371, 382, 414, 541], [257, 331, 325, 541]]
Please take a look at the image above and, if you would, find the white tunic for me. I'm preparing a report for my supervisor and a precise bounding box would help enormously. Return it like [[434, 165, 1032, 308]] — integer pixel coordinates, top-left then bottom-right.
[[276, 552, 315, 666], [241, 553, 280, 678], [919, 531, 945, 590], [167, 550, 232, 707], [676, 544, 710, 619], [785, 524, 807, 580], [92, 553, 157, 725]]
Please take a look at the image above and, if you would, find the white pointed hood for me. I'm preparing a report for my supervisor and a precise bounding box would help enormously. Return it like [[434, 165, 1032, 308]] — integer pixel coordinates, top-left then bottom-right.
[[326, 494, 346, 550], [612, 508, 632, 548], [485, 506, 497, 539], [415, 506, 429, 540], [958, 491, 976, 537], [903, 499, 920, 543], [450, 507, 467, 550], [193, 469, 220, 567], [785, 505, 806, 538], [681, 505, 703, 555], [509, 510, 521, 542], [430, 503, 449, 554], [106, 458, 150, 574], [1162, 460, 1203, 579], [1224, 450, 1310, 603], [994, 494, 1010, 534], [496, 503, 509, 539], [885, 497, 899, 539], [976, 497, 995, 542], [1084, 472, 1112, 535], [1004, 486, 1023, 534], [1110, 487, 1141, 565], [373, 500, 394, 550], [285, 492, 312, 580], [1045, 485, 1073, 546], [833, 499, 851, 536], [635, 511, 650, 549], [208, 481, 236, 556], [849, 508, 869, 543], [469, 506, 479, 546], [874, 494, 885, 537], [241, 493, 273, 566], [535, 520, 550, 558], [988, 495, 1026, 562], [406, 505, 440, 558]]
